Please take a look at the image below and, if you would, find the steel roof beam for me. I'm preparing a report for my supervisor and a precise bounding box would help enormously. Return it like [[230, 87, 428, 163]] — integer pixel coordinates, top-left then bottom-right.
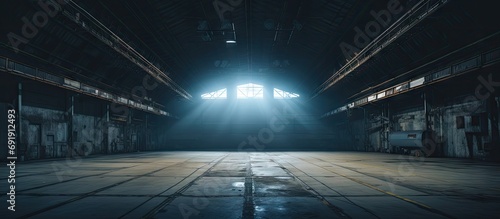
[[310, 0, 448, 100], [60, 0, 192, 100]]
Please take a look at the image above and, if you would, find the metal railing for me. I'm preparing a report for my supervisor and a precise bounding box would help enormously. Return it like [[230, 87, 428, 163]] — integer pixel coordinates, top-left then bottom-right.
[[0, 56, 173, 117], [322, 47, 500, 118]]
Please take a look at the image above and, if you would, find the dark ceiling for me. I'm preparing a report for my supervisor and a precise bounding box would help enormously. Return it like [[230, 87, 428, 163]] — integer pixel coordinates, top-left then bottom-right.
[[1, 0, 499, 114]]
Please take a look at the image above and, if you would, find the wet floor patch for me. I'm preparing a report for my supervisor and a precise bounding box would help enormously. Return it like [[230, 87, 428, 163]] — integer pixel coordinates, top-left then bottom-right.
[[252, 167, 289, 177], [156, 197, 244, 219], [183, 177, 246, 196], [254, 197, 342, 219], [206, 169, 247, 177], [254, 176, 312, 197], [206, 163, 247, 177]]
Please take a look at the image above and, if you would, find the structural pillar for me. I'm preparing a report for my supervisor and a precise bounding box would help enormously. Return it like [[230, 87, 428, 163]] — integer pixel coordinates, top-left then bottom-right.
[[67, 94, 74, 157], [488, 95, 499, 160], [18, 82, 23, 161]]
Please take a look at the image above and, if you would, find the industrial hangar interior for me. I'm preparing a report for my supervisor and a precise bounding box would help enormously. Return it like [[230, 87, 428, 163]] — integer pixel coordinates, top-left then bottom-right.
[[1, 0, 500, 218]]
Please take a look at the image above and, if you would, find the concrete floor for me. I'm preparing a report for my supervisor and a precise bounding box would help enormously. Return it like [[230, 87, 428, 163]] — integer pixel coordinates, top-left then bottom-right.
[[1, 152, 500, 219]]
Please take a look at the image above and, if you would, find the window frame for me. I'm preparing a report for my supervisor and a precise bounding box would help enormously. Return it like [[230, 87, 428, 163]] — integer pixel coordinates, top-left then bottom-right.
[[237, 83, 264, 99]]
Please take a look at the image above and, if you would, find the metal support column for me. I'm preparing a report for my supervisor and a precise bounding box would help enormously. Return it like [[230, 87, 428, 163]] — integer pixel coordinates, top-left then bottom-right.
[[424, 92, 432, 131], [18, 82, 23, 161], [104, 104, 109, 154], [127, 109, 132, 152], [386, 103, 391, 152], [67, 95, 74, 157], [489, 96, 499, 160], [362, 107, 367, 151], [145, 114, 148, 151]]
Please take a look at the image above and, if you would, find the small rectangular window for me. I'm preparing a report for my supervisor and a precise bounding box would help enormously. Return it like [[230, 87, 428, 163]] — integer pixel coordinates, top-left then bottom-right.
[[456, 116, 465, 129], [471, 115, 480, 126], [274, 88, 300, 99], [237, 83, 263, 99], [201, 88, 227, 99]]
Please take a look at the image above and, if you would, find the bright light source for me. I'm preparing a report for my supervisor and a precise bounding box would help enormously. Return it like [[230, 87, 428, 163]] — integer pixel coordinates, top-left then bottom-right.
[[274, 88, 300, 99], [377, 92, 386, 99], [237, 83, 263, 99], [201, 88, 227, 99], [368, 95, 377, 102], [226, 40, 237, 44]]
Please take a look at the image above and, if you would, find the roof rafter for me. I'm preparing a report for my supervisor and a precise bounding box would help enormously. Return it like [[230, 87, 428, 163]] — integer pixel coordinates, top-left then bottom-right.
[[61, 0, 192, 100]]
